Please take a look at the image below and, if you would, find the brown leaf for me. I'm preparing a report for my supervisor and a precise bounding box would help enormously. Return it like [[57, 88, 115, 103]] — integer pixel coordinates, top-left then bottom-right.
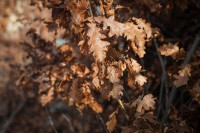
[[173, 64, 191, 87], [106, 65, 120, 83], [66, 0, 88, 25], [132, 94, 156, 113], [126, 58, 142, 73], [143, 113, 158, 125], [106, 109, 118, 133], [124, 18, 152, 58], [89, 101, 103, 113], [126, 58, 147, 86], [86, 22, 110, 62], [103, 0, 114, 16], [99, 0, 105, 15], [94, 16, 152, 58], [68, 78, 79, 106], [135, 73, 147, 86], [109, 83, 123, 99], [158, 42, 179, 57], [40, 87, 54, 106], [41, 7, 52, 22], [94, 15, 124, 37]]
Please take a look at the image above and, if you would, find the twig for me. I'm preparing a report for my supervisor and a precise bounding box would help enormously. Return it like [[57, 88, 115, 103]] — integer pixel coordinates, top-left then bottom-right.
[[96, 113, 109, 133], [61, 113, 74, 132], [76, 107, 83, 116], [160, 31, 200, 127], [154, 39, 169, 106], [117, 99, 129, 120], [45, 106, 58, 133], [156, 73, 165, 118], [87, 0, 93, 17], [0, 101, 25, 133], [75, 107, 84, 132]]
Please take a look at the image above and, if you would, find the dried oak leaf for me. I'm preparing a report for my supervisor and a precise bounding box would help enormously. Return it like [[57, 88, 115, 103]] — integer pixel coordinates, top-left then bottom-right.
[[143, 113, 158, 125], [108, 83, 123, 99], [158, 42, 179, 57], [191, 79, 200, 104], [106, 65, 121, 83], [66, 0, 88, 25], [106, 109, 118, 133], [124, 18, 152, 58], [92, 76, 101, 89], [30, 20, 65, 43], [40, 87, 54, 106], [173, 64, 191, 87], [126, 58, 147, 86], [94, 15, 124, 37], [86, 22, 110, 62], [135, 73, 147, 86], [68, 78, 79, 106], [172, 48, 186, 60], [89, 101, 103, 113], [102, 0, 115, 16], [68, 78, 103, 113], [132, 94, 156, 113], [29, 20, 55, 42], [40, 7, 52, 22], [99, 0, 105, 15], [106, 63, 125, 99], [94, 16, 152, 58], [92, 63, 106, 90]]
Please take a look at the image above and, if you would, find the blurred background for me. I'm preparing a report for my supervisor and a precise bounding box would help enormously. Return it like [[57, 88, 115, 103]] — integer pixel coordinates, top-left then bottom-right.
[[0, 1, 69, 133]]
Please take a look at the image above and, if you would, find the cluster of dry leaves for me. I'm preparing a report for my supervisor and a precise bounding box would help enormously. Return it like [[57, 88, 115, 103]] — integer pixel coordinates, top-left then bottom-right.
[[5, 0, 199, 132]]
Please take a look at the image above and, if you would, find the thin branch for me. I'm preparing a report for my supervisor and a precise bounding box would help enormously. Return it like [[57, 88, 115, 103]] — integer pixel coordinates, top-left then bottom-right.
[[156, 73, 165, 118], [0, 101, 25, 133], [61, 113, 74, 132], [45, 106, 58, 133], [118, 99, 129, 120], [154, 39, 169, 106], [160, 31, 200, 127], [87, 0, 93, 17], [96, 113, 109, 133]]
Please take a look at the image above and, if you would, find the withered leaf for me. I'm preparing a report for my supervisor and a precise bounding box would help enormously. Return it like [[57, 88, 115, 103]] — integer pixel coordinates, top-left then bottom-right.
[[86, 22, 110, 62], [173, 64, 191, 87], [107, 65, 120, 83], [40, 7, 52, 22], [66, 0, 88, 25], [158, 42, 179, 57], [89, 101, 103, 113], [94, 15, 124, 37], [124, 18, 152, 58], [94, 16, 152, 58], [109, 83, 123, 99], [126, 58, 147, 86], [132, 94, 156, 113], [135, 73, 147, 86], [40, 87, 54, 106], [106, 109, 118, 133]]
